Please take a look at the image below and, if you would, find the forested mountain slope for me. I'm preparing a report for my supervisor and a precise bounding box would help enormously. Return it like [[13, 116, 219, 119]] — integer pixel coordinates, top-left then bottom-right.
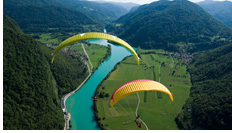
[[107, 0, 232, 50], [3, 14, 88, 129], [3, 2, 101, 33], [175, 43, 232, 129], [3, 0, 128, 33], [95, 1, 139, 12], [56, 0, 128, 23]]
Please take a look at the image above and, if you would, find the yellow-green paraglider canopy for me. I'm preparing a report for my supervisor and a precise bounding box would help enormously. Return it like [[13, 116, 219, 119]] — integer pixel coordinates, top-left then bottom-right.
[[51, 32, 140, 66]]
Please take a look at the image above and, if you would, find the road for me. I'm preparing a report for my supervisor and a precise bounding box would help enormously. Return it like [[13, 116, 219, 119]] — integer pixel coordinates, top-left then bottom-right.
[[135, 92, 149, 130], [170, 54, 175, 68], [61, 43, 93, 130], [81, 43, 93, 70]]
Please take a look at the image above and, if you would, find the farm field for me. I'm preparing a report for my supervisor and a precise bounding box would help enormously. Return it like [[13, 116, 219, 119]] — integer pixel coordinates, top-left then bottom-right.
[[71, 43, 109, 69], [95, 49, 191, 130], [31, 33, 60, 44]]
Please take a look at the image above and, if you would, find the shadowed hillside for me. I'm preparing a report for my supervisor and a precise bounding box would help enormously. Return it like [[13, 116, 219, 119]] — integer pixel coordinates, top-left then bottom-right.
[[3, 14, 88, 129]]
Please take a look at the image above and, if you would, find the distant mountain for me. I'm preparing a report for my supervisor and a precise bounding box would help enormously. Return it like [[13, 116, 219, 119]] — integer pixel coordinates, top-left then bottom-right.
[[3, 14, 88, 129], [97, 2, 128, 17], [129, 5, 140, 13], [3, 4, 101, 33], [108, 2, 139, 12], [56, 0, 128, 24], [3, 0, 128, 33], [107, 0, 232, 51], [197, 0, 232, 27], [3, 0, 63, 6], [175, 43, 232, 129], [93, 1, 140, 12]]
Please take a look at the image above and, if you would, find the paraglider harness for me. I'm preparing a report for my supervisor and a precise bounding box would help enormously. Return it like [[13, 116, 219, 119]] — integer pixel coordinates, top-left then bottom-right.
[[135, 115, 142, 128]]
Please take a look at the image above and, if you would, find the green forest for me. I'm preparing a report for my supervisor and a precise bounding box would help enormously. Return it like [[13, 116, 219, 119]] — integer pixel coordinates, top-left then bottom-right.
[[175, 43, 232, 129], [3, 0, 129, 33], [3, 5, 101, 33], [107, 0, 232, 51], [3, 14, 88, 129]]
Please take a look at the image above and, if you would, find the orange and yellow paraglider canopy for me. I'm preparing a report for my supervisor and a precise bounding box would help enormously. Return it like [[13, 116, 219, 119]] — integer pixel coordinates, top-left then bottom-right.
[[110, 79, 173, 107]]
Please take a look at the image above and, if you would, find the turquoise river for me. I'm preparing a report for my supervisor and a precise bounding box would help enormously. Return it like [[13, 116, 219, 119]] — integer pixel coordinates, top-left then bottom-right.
[[66, 39, 136, 130]]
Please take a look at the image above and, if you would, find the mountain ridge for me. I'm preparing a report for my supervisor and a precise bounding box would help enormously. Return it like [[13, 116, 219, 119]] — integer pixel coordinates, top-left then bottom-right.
[[3, 0, 129, 33], [107, 0, 232, 50], [4, 5, 101, 33], [197, 0, 232, 27]]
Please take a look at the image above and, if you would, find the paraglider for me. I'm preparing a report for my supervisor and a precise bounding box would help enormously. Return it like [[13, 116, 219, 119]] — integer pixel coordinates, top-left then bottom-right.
[[91, 96, 99, 101], [110, 79, 173, 107], [51, 32, 140, 66], [91, 96, 99, 104]]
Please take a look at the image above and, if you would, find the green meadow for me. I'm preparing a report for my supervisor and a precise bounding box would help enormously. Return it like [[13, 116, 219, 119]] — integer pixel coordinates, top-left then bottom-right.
[[71, 43, 109, 69], [95, 49, 191, 130], [32, 33, 60, 44]]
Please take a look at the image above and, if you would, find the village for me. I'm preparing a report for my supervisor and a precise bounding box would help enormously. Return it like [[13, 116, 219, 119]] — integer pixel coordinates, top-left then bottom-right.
[[47, 43, 88, 65], [169, 43, 195, 65]]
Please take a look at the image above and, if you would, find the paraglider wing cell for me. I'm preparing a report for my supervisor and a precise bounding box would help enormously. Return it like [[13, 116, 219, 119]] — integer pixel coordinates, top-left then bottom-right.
[[110, 79, 173, 107]]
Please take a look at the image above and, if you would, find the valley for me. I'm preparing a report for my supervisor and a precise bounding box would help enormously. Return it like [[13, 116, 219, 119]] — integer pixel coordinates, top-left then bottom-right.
[[3, 0, 232, 130]]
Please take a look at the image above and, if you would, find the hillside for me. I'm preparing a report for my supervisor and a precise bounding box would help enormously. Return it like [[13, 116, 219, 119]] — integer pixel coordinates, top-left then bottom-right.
[[3, 14, 88, 129], [197, 0, 232, 28], [3, 2, 101, 33], [175, 43, 232, 129], [94, 1, 140, 12], [3, 13, 23, 34], [129, 5, 140, 13], [4, 0, 128, 33], [107, 0, 232, 51], [56, 0, 128, 24]]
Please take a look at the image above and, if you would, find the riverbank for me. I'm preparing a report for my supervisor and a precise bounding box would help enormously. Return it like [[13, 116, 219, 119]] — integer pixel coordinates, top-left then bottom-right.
[[62, 41, 113, 130], [93, 56, 132, 129], [62, 43, 93, 130], [65, 40, 134, 130]]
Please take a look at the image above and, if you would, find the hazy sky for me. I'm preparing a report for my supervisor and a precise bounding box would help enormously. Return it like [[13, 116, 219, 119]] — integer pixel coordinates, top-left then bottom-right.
[[88, 0, 232, 4]]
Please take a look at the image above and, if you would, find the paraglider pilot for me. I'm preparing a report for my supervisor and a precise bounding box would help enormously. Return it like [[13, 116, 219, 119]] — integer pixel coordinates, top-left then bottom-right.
[[135, 115, 142, 128]]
